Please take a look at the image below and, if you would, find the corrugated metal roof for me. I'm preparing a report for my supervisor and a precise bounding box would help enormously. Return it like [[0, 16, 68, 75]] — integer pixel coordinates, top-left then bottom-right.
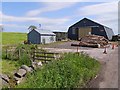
[[35, 29, 55, 35], [104, 27, 114, 40]]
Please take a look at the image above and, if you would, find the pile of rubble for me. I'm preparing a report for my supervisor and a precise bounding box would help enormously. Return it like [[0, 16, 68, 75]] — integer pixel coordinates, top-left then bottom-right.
[[79, 35, 109, 48], [0, 61, 43, 88]]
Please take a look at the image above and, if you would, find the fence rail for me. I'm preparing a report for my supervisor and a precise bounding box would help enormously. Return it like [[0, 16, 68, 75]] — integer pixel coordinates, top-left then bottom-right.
[[32, 49, 60, 62], [3, 46, 60, 63]]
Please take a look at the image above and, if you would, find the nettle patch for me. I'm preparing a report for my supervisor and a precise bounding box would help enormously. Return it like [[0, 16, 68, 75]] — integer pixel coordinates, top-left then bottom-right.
[[16, 53, 100, 88], [2, 44, 100, 88]]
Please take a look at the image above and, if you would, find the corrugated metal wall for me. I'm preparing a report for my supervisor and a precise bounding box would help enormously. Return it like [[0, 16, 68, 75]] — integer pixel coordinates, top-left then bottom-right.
[[91, 26, 108, 39], [68, 18, 113, 40], [28, 30, 40, 44], [28, 30, 56, 44], [104, 27, 114, 40], [41, 35, 56, 44]]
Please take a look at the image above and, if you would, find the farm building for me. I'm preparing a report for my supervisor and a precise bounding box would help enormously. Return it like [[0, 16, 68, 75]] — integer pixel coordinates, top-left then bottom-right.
[[53, 31, 68, 41], [27, 29, 56, 44], [112, 34, 120, 41], [68, 18, 114, 40]]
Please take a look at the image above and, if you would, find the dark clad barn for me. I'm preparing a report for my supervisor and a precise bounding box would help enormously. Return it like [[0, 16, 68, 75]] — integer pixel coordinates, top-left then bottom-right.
[[68, 18, 114, 40], [53, 31, 68, 41]]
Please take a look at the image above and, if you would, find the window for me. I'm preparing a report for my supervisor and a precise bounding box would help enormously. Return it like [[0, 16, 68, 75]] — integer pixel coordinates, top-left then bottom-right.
[[50, 36, 54, 42]]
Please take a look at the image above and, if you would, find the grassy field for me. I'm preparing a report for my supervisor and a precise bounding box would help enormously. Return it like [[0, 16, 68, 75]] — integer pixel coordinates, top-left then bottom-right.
[[2, 32, 27, 45], [2, 32, 67, 46]]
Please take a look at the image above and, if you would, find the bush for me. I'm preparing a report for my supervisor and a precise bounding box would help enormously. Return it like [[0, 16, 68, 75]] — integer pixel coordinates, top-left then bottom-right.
[[2, 44, 39, 66], [17, 53, 100, 88]]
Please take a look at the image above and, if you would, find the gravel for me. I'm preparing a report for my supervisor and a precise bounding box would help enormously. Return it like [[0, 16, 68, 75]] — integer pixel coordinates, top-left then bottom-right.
[[41, 41, 118, 88]]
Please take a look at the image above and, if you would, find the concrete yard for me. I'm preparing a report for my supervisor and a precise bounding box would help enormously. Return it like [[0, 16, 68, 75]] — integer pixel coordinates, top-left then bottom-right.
[[40, 41, 118, 88]]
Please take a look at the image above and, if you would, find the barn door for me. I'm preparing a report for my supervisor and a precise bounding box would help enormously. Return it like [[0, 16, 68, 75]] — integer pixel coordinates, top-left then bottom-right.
[[78, 27, 92, 39]]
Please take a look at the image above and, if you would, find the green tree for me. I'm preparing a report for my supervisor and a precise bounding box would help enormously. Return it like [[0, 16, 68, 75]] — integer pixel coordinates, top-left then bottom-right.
[[28, 25, 37, 32]]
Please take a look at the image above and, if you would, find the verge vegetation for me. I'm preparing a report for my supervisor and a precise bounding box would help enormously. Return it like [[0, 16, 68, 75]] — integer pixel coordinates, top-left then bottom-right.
[[16, 53, 100, 88]]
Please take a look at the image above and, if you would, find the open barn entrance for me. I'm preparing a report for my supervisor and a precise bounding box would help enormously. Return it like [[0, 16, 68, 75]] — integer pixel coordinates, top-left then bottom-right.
[[78, 27, 92, 40]]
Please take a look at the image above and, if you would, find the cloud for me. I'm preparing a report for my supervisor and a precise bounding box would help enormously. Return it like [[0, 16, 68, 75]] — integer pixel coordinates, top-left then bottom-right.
[[26, 2, 77, 17], [1, 11, 70, 31], [78, 2, 118, 16], [4, 24, 26, 28], [0, 11, 2, 22], [2, 12, 70, 25], [76, 1, 118, 34], [2, 1, 119, 33], [43, 24, 70, 31], [2, 0, 118, 2]]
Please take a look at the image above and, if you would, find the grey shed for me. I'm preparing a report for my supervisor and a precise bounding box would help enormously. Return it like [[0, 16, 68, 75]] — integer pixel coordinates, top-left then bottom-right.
[[27, 29, 56, 44]]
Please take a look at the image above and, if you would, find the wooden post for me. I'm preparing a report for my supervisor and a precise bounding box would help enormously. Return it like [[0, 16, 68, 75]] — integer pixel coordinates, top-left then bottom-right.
[[77, 46, 78, 53], [44, 52, 46, 63], [33, 49, 35, 62], [76, 46, 79, 55], [54, 54, 56, 60], [18, 49, 20, 60], [5, 49, 8, 59]]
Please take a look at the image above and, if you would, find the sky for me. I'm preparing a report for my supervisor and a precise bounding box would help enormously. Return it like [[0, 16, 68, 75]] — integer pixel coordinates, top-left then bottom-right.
[[0, 1, 119, 34]]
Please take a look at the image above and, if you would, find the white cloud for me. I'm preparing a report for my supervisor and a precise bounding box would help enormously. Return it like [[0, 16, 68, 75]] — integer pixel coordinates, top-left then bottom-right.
[[43, 24, 69, 31], [2, 0, 118, 2], [0, 11, 2, 22], [2, 13, 70, 25], [26, 2, 77, 17], [4, 24, 26, 28], [2, 1, 119, 33], [1, 11, 70, 31], [76, 1, 118, 34], [78, 2, 118, 16]]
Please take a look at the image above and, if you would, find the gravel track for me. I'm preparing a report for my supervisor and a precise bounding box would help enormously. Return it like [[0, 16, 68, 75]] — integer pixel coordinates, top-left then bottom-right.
[[40, 41, 118, 88]]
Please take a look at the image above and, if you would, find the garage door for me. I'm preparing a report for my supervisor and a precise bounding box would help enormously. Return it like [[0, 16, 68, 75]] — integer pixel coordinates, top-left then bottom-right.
[[78, 27, 92, 39]]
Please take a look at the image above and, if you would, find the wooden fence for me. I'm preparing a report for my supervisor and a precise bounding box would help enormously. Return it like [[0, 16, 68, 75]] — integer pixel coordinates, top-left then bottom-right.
[[3, 47, 21, 60], [32, 49, 60, 62], [3, 45, 60, 62]]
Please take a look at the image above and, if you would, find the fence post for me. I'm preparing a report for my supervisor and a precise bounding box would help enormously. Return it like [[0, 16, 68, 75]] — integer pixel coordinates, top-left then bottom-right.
[[76, 46, 79, 55], [54, 54, 56, 60], [33, 49, 35, 62], [5, 49, 8, 59], [44, 52, 46, 63], [18, 49, 20, 60]]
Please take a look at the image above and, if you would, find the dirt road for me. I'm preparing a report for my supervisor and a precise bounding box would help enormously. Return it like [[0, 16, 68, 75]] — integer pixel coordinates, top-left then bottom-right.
[[99, 48, 118, 88], [41, 41, 118, 88], [88, 47, 118, 88]]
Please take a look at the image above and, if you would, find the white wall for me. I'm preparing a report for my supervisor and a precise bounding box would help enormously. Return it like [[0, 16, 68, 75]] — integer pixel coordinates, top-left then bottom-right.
[[41, 35, 56, 44]]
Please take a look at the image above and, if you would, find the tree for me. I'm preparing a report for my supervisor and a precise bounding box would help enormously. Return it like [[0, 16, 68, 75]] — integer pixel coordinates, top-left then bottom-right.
[[28, 25, 37, 32]]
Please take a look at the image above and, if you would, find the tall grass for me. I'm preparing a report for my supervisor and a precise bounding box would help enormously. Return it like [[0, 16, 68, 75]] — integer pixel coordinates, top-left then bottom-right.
[[2, 44, 38, 67], [1, 59, 19, 75], [17, 53, 100, 88]]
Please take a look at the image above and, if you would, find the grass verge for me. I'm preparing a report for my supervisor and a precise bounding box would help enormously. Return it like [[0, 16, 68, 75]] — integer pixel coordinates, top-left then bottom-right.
[[16, 53, 100, 88], [1, 59, 19, 75]]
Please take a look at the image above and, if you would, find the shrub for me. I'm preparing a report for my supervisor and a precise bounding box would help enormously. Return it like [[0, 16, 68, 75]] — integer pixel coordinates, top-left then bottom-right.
[[2, 44, 39, 66]]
